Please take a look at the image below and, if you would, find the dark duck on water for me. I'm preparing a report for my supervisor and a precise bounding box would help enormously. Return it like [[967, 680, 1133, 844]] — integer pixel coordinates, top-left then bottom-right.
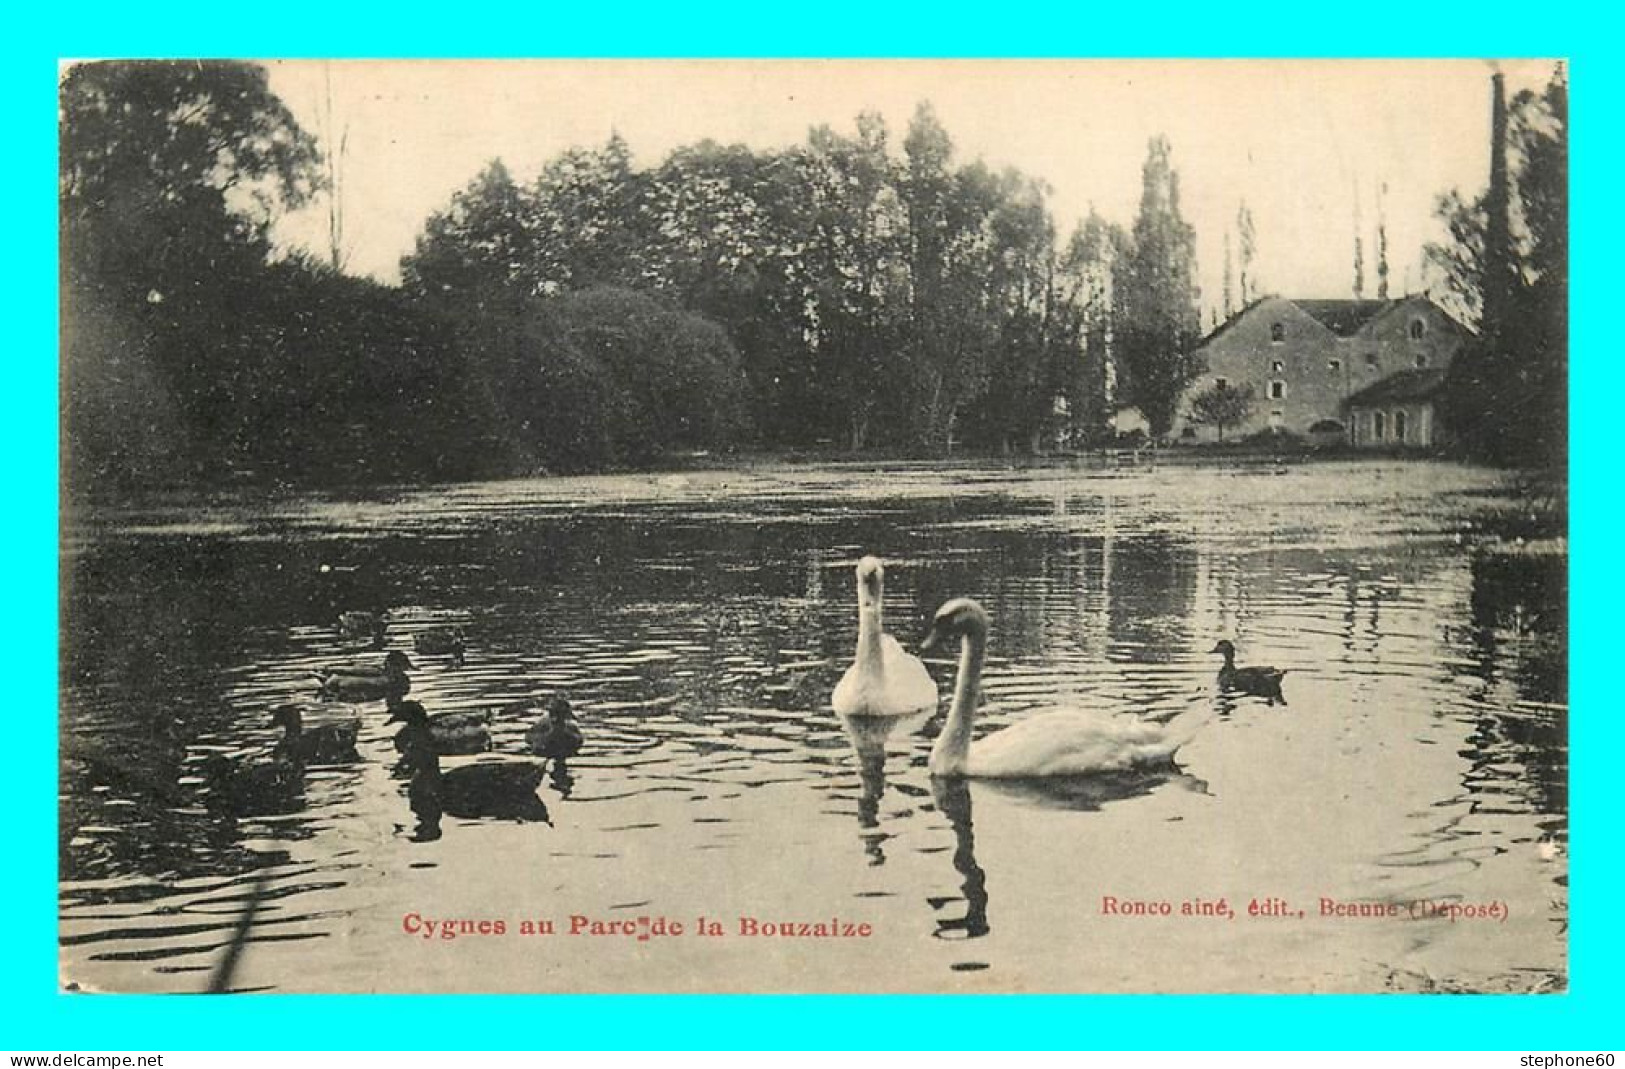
[[413, 627, 467, 665], [522, 697, 584, 767], [388, 701, 550, 823], [198, 753, 305, 816], [270, 705, 361, 766], [315, 650, 413, 702], [337, 610, 388, 648], [1210, 640, 1288, 704], [387, 699, 492, 756]]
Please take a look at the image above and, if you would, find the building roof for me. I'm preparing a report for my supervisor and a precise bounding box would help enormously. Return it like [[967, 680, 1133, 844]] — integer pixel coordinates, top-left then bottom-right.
[[1291, 299, 1396, 336], [1197, 296, 1405, 347], [1195, 294, 1474, 350], [1343, 368, 1448, 408]]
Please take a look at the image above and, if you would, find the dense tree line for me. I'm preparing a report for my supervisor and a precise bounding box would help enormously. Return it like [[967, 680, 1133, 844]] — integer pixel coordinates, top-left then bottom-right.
[[403, 101, 1206, 455], [63, 61, 1206, 494], [62, 61, 490, 489]]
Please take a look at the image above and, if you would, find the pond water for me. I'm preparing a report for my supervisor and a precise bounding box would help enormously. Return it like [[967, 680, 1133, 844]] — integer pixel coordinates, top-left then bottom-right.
[[59, 459, 1567, 994]]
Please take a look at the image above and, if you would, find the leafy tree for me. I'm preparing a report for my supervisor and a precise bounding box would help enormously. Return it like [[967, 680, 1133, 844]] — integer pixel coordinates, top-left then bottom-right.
[[1429, 66, 1567, 468], [61, 60, 323, 297], [1186, 382, 1256, 442], [554, 287, 752, 462], [639, 142, 811, 439], [1236, 200, 1257, 306], [794, 114, 911, 449], [901, 104, 1001, 451], [965, 170, 1068, 454], [1117, 136, 1202, 437], [227, 260, 491, 483], [60, 60, 324, 490], [1054, 210, 1127, 446], [401, 158, 534, 312], [523, 134, 643, 291], [447, 296, 619, 474], [1426, 189, 1488, 327]]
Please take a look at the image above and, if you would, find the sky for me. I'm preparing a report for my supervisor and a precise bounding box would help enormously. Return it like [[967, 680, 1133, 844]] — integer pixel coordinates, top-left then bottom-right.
[[265, 59, 1558, 320]]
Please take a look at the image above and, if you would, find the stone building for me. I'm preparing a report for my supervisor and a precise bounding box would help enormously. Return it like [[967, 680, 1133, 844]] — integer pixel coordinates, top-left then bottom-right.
[[1171, 295, 1471, 443], [1342, 368, 1450, 448]]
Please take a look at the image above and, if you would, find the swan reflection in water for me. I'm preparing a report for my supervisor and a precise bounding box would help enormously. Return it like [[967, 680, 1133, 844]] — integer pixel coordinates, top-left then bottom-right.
[[928, 777, 990, 941], [839, 707, 935, 866], [925, 765, 1210, 953]]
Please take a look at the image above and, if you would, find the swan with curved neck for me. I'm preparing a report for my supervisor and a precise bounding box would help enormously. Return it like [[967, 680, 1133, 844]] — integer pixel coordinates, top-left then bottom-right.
[[831, 556, 938, 719], [923, 598, 1212, 778]]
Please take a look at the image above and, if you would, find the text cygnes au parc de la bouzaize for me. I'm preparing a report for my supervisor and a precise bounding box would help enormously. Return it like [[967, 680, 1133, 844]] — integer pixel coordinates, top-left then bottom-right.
[[400, 896, 1509, 942]]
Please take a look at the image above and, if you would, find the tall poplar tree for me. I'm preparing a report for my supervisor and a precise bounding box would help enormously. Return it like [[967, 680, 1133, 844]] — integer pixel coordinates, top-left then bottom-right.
[[1117, 136, 1202, 437]]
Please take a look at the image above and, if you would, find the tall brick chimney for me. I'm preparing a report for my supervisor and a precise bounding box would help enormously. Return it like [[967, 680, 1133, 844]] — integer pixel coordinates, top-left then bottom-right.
[[1482, 71, 1514, 330]]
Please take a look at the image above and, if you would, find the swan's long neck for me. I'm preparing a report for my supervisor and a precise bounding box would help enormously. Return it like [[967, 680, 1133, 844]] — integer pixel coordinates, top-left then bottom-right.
[[855, 581, 885, 676], [930, 626, 985, 775]]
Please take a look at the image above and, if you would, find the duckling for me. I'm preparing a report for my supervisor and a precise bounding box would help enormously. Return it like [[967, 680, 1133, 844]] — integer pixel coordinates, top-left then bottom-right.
[[387, 699, 491, 756], [522, 697, 584, 765], [270, 705, 361, 765], [315, 650, 413, 702], [413, 627, 466, 665], [198, 753, 304, 815], [389, 703, 549, 822], [337, 611, 387, 648], [1210, 640, 1288, 704]]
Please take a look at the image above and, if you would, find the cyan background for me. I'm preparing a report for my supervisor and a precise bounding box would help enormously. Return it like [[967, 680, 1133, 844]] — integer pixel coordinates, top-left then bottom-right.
[[12, 2, 1613, 1049]]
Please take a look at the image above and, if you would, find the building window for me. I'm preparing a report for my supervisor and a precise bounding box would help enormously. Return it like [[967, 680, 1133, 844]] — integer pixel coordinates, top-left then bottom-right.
[[1214, 377, 1227, 390], [1365, 353, 1379, 370], [1271, 323, 1286, 343], [1394, 410, 1407, 442], [1328, 359, 1342, 372], [1409, 318, 1426, 340], [1269, 409, 1284, 428], [1269, 380, 1285, 400], [1373, 411, 1386, 440], [1414, 353, 1428, 368], [1271, 360, 1285, 372]]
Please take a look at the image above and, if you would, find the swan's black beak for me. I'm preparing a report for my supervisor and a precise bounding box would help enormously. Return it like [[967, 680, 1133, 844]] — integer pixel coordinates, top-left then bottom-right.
[[919, 626, 944, 654]]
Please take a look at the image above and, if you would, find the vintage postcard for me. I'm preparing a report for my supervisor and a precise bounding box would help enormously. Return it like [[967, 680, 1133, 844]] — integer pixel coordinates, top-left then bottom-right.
[[58, 58, 1567, 994]]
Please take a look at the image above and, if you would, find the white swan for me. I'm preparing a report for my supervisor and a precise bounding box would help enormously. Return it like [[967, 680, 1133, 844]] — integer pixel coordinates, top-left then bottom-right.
[[831, 556, 938, 719], [922, 598, 1212, 778]]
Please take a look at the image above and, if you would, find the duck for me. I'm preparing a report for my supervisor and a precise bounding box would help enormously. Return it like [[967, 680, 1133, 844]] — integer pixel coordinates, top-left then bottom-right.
[[198, 753, 304, 815], [389, 702, 549, 822], [921, 598, 1212, 778], [413, 627, 467, 664], [831, 556, 938, 720], [523, 697, 584, 764], [1210, 640, 1287, 704], [387, 699, 491, 756], [62, 717, 188, 806], [269, 704, 361, 765], [337, 611, 387, 648], [315, 650, 413, 702]]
